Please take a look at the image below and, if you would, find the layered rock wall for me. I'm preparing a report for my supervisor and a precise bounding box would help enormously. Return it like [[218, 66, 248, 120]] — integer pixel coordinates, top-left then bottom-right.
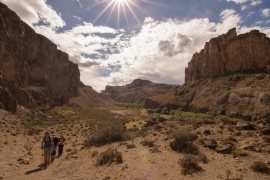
[[185, 28, 270, 83], [0, 3, 81, 112]]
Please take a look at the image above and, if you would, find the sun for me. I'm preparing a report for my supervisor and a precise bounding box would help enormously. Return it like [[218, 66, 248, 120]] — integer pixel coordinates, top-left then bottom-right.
[[92, 0, 144, 27], [92, 0, 163, 27], [112, 0, 131, 5]]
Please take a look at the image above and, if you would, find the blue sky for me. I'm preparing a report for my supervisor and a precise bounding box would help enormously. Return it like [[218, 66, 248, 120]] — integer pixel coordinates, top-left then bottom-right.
[[1, 0, 270, 91]]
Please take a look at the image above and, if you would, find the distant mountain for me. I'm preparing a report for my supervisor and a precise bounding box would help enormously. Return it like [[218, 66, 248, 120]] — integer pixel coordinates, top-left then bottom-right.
[[69, 86, 115, 106], [0, 3, 113, 112], [102, 79, 177, 104], [145, 29, 270, 120]]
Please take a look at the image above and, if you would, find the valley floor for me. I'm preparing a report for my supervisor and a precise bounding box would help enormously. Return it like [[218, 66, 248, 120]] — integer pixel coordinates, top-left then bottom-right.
[[0, 106, 270, 180]]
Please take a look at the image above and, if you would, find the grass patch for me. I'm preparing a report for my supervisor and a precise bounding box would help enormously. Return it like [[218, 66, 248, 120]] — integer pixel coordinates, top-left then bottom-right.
[[170, 111, 213, 123], [127, 126, 148, 139], [125, 120, 146, 129], [214, 115, 243, 123], [117, 103, 142, 109]]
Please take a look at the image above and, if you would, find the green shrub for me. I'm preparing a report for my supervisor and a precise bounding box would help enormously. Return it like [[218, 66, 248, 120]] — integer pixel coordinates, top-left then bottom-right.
[[161, 107, 170, 115], [170, 110, 176, 115], [155, 108, 161, 114], [146, 109, 154, 114], [170, 111, 213, 123], [214, 115, 243, 123]]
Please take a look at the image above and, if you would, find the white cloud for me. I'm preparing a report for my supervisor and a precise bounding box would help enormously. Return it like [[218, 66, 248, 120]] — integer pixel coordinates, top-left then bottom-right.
[[262, 9, 270, 17], [0, 0, 65, 29], [34, 23, 123, 66], [76, 0, 83, 8], [241, 5, 248, 10], [226, 0, 248, 4], [247, 12, 255, 17], [216, 9, 241, 33], [250, 0, 262, 6], [73, 15, 82, 20]]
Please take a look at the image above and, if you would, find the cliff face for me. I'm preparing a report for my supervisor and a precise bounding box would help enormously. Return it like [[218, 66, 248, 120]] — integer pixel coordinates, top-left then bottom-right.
[[102, 79, 177, 104], [0, 3, 82, 112], [145, 29, 270, 120], [185, 28, 270, 83]]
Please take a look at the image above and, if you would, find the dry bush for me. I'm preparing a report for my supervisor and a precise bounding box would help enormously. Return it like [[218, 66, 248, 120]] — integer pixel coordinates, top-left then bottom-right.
[[85, 123, 127, 147], [96, 147, 123, 166], [141, 139, 155, 148], [250, 161, 270, 174], [226, 169, 244, 180], [170, 127, 199, 154], [179, 154, 203, 175]]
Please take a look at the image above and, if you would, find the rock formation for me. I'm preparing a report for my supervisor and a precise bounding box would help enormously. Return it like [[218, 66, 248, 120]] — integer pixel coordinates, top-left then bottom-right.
[[185, 28, 270, 83], [145, 29, 270, 120], [0, 3, 113, 112], [102, 79, 177, 104]]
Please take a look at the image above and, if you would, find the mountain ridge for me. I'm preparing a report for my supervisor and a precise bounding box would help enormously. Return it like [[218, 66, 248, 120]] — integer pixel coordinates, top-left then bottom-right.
[[102, 79, 177, 104]]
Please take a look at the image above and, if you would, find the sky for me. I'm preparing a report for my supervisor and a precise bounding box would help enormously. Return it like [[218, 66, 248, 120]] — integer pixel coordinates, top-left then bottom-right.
[[1, 0, 270, 92]]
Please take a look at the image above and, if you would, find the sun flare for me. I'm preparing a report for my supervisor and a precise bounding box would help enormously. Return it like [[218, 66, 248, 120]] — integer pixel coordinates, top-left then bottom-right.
[[112, 0, 131, 5], [92, 0, 162, 27]]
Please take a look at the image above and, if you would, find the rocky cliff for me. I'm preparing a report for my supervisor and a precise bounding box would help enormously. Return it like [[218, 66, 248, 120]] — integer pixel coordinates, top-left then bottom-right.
[[185, 28, 270, 83], [145, 29, 270, 120], [0, 3, 112, 112], [102, 79, 177, 104]]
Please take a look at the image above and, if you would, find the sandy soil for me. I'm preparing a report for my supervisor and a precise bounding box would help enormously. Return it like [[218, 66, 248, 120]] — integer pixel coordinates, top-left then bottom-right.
[[1, 107, 270, 180]]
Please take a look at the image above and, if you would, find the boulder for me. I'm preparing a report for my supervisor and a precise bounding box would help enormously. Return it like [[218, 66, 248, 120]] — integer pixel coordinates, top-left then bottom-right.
[[215, 144, 233, 154], [203, 129, 211, 135], [236, 122, 255, 130], [203, 139, 218, 150], [261, 127, 270, 135]]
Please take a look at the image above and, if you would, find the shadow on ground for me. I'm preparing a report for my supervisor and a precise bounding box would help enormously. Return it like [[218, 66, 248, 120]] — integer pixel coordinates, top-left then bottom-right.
[[25, 164, 46, 175]]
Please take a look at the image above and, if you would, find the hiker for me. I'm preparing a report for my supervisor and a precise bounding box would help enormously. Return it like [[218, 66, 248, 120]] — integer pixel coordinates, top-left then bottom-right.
[[58, 134, 66, 156], [41, 131, 54, 166], [51, 134, 60, 162]]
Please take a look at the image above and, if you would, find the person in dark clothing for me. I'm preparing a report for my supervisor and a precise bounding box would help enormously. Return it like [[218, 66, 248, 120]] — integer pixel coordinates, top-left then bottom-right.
[[58, 134, 66, 156], [51, 134, 60, 162]]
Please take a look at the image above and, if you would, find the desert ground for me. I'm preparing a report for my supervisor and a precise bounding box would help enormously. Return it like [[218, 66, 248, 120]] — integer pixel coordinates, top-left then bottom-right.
[[0, 104, 270, 180]]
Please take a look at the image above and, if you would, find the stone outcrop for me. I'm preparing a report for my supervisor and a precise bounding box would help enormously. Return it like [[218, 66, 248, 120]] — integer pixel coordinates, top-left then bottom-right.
[[0, 3, 109, 112], [185, 28, 270, 83], [145, 73, 270, 120]]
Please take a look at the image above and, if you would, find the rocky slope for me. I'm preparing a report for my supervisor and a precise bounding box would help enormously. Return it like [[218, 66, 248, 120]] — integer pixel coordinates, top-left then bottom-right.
[[145, 29, 270, 120], [185, 28, 270, 83], [0, 3, 113, 112], [102, 79, 177, 104]]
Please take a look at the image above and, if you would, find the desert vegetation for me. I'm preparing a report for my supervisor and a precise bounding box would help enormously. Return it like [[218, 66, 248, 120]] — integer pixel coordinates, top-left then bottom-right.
[[1, 105, 270, 179]]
